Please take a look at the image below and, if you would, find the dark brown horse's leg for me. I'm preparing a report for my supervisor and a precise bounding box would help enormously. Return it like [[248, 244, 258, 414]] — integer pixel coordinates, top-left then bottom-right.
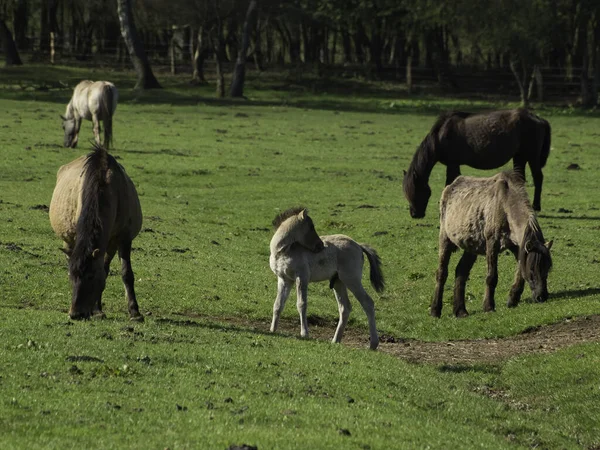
[[529, 163, 543, 211], [445, 165, 461, 186], [507, 247, 525, 308], [483, 239, 500, 312], [119, 239, 143, 321], [453, 251, 477, 317], [431, 235, 454, 318]]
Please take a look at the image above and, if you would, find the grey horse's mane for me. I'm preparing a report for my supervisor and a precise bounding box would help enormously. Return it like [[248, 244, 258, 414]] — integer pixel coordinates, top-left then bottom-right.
[[272, 206, 306, 230]]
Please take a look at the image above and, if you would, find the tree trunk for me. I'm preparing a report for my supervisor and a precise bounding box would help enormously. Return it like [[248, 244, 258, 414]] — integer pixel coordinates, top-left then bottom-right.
[[117, 0, 161, 89], [253, 14, 264, 71], [213, 2, 226, 98], [509, 59, 529, 107], [341, 29, 352, 64], [230, 0, 257, 97], [192, 26, 209, 84], [13, 0, 28, 49], [0, 18, 23, 65]]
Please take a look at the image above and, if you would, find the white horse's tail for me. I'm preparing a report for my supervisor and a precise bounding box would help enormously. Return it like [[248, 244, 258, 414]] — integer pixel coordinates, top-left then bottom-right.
[[360, 244, 385, 293], [100, 84, 115, 149]]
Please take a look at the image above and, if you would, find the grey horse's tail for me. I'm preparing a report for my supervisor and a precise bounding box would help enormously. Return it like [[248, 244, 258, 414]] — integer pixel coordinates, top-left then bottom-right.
[[101, 84, 115, 149], [360, 244, 385, 293]]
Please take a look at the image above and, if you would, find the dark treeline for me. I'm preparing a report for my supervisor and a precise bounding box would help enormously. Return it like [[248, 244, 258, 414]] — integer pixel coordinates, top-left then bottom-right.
[[1, 0, 600, 105]]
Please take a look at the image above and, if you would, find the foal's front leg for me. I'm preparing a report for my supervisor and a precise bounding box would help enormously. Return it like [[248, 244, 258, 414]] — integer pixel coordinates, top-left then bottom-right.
[[270, 277, 293, 332], [296, 276, 310, 338], [483, 239, 500, 312]]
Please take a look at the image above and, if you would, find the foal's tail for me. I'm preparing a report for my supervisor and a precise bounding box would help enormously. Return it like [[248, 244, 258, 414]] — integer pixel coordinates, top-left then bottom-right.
[[360, 244, 385, 293], [100, 84, 116, 149]]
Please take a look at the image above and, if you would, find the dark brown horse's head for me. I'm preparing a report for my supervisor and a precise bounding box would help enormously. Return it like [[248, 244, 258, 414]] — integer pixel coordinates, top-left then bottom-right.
[[403, 170, 431, 219], [520, 239, 553, 303], [69, 248, 106, 319], [61, 115, 79, 148]]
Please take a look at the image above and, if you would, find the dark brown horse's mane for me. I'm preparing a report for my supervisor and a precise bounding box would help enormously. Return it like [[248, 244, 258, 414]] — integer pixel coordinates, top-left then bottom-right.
[[272, 206, 306, 229], [69, 144, 115, 279]]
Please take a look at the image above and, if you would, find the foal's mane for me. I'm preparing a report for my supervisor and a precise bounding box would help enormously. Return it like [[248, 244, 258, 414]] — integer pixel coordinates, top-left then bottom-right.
[[272, 206, 306, 230], [69, 143, 114, 278]]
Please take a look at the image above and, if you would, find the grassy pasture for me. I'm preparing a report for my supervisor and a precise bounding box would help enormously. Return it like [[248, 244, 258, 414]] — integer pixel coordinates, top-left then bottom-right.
[[1, 65, 600, 449]]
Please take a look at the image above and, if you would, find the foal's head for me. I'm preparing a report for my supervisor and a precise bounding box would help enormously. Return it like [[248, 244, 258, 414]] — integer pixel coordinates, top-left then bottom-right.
[[520, 239, 553, 303], [403, 169, 431, 219], [273, 207, 324, 252], [61, 115, 79, 148]]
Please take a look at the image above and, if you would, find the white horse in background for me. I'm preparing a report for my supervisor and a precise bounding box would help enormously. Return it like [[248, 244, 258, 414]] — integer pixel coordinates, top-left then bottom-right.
[[269, 207, 384, 350], [61, 80, 118, 149]]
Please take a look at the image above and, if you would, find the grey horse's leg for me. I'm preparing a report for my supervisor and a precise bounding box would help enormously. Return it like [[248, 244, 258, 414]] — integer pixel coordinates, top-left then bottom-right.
[[270, 277, 293, 332], [453, 251, 477, 318], [529, 162, 544, 211], [507, 247, 525, 308], [344, 278, 378, 350], [431, 234, 454, 318], [296, 276, 310, 338], [331, 280, 352, 345], [483, 238, 500, 312], [118, 239, 143, 321], [445, 165, 461, 186]]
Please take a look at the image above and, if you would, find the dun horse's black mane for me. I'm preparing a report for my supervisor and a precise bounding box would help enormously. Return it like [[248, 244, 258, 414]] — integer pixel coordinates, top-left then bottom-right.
[[272, 206, 306, 229], [69, 144, 115, 278]]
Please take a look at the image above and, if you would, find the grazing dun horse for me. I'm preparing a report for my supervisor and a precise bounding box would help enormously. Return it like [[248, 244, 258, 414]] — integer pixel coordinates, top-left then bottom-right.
[[269, 207, 384, 350], [61, 80, 118, 149], [49, 143, 143, 320], [431, 171, 553, 318], [403, 108, 551, 218]]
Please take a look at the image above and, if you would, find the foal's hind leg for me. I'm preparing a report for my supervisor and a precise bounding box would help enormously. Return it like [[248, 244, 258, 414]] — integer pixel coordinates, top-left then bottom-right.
[[344, 278, 378, 350], [507, 247, 525, 308], [296, 276, 310, 338], [453, 251, 477, 317], [270, 277, 293, 333], [431, 235, 454, 318], [331, 280, 352, 345], [119, 239, 143, 321], [483, 239, 500, 312]]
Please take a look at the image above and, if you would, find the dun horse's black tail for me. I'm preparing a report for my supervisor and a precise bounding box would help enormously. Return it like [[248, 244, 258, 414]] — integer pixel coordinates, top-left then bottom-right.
[[69, 144, 111, 278], [100, 84, 114, 149], [360, 244, 385, 293]]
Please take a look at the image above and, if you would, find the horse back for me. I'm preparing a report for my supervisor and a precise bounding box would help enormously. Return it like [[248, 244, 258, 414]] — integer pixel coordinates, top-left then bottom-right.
[[106, 159, 142, 241], [71, 80, 118, 120]]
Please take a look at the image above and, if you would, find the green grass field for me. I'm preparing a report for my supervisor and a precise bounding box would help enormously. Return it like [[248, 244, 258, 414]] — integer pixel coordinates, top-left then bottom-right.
[[1, 65, 600, 449]]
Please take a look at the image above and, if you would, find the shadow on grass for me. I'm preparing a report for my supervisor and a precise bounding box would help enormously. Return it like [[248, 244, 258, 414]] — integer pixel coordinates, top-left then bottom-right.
[[437, 363, 501, 375], [550, 287, 600, 300], [539, 214, 600, 221]]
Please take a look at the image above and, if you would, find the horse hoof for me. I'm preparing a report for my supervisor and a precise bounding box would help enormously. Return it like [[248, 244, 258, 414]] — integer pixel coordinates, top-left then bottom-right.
[[506, 301, 518, 308], [430, 309, 442, 318], [130, 314, 145, 322], [454, 310, 469, 318], [92, 312, 106, 320], [370, 340, 379, 351]]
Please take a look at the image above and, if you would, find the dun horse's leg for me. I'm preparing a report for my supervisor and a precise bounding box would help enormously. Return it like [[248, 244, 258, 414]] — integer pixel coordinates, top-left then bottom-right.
[[431, 237, 454, 318], [92, 114, 101, 146], [529, 163, 544, 211], [507, 247, 525, 308], [483, 239, 500, 312], [344, 279, 378, 350], [331, 280, 352, 345], [453, 251, 477, 318], [296, 276, 310, 338], [92, 245, 117, 319], [118, 239, 143, 321], [270, 277, 292, 332], [445, 165, 461, 186]]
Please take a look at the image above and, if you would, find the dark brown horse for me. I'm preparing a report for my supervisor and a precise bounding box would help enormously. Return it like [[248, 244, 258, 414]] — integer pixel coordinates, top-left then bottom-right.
[[49, 144, 143, 320], [403, 108, 551, 218], [431, 171, 553, 318]]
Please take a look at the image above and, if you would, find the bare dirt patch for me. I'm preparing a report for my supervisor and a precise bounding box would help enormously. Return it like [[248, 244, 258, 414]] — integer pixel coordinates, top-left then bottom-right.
[[180, 313, 600, 365]]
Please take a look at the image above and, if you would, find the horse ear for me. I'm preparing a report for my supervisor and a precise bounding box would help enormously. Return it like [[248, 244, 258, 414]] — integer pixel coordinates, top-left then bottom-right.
[[59, 114, 67, 121], [91, 248, 100, 259], [299, 209, 308, 220], [545, 240, 554, 250], [524, 241, 534, 254]]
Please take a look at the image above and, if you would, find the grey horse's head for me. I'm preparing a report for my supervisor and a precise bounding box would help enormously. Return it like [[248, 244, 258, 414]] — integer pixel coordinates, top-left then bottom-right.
[[61, 115, 78, 148], [521, 239, 553, 303]]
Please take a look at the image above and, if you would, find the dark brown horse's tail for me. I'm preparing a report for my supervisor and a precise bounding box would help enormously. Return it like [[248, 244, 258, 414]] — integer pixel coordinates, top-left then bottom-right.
[[360, 244, 385, 293], [69, 144, 111, 278], [100, 84, 115, 149], [539, 118, 551, 168]]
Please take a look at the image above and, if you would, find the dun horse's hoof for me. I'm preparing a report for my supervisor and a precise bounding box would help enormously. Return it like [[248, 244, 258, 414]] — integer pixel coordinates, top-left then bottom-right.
[[454, 309, 469, 318], [129, 314, 145, 322]]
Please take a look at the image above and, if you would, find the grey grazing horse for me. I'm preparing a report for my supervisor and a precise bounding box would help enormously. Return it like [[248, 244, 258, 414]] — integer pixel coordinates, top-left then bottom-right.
[[49, 143, 143, 320], [61, 80, 118, 149], [403, 108, 551, 218], [269, 207, 384, 350], [431, 171, 552, 318]]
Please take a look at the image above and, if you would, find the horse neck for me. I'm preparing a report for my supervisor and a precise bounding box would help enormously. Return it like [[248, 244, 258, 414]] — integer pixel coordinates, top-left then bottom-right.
[[270, 222, 299, 255], [509, 211, 542, 248], [65, 100, 75, 119], [408, 140, 438, 183]]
